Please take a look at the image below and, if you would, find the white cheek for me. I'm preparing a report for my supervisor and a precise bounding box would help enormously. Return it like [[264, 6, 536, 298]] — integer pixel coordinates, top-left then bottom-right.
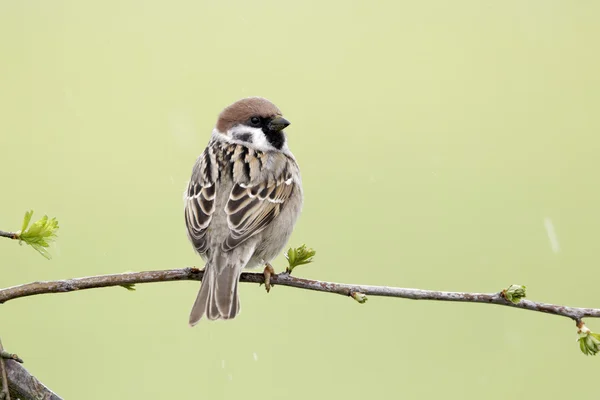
[[226, 125, 276, 152], [248, 129, 273, 151]]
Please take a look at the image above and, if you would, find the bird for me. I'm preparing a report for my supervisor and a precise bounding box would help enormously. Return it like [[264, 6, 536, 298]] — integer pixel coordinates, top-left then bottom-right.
[[184, 97, 303, 324]]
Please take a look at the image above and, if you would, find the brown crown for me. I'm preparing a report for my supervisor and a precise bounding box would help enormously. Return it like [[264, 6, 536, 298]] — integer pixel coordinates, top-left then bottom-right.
[[216, 97, 282, 132]]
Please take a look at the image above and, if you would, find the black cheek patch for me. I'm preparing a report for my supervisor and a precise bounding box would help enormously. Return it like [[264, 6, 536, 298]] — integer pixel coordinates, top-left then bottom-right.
[[234, 133, 253, 143]]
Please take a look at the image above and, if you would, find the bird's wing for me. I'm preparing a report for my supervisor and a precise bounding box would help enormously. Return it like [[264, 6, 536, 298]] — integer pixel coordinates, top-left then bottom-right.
[[223, 165, 295, 252], [184, 150, 217, 254]]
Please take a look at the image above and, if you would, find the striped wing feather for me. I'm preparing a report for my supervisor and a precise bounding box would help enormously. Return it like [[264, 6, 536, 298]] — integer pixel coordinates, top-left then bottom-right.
[[223, 177, 294, 251], [185, 142, 294, 255], [185, 181, 216, 254]]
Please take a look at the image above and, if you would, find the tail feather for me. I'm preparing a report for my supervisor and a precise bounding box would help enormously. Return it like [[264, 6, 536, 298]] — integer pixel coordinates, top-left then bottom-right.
[[189, 267, 213, 325], [215, 265, 241, 319], [227, 279, 240, 319], [188, 253, 243, 325], [206, 269, 221, 320]]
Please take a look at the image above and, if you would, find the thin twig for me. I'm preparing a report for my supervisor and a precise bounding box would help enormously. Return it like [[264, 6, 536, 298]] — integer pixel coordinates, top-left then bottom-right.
[[0, 338, 10, 400], [0, 231, 16, 240], [0, 352, 23, 364], [0, 268, 598, 322]]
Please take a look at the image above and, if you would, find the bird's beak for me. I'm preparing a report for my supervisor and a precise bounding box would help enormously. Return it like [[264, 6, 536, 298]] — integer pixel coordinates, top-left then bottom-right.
[[268, 116, 291, 131]]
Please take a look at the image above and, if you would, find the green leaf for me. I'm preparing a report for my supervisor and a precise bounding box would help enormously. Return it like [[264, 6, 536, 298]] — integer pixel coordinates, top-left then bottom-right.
[[285, 247, 296, 268], [285, 245, 316, 273], [577, 325, 600, 356], [502, 284, 527, 304], [20, 210, 34, 234], [580, 337, 587, 354], [120, 284, 136, 291], [17, 210, 59, 259], [578, 334, 600, 356]]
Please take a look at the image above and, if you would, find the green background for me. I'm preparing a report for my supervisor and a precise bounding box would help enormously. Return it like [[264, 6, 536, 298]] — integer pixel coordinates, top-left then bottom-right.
[[1, 1, 599, 398]]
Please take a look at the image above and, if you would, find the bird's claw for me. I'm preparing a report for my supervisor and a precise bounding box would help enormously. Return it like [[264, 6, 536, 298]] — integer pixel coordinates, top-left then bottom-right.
[[263, 263, 275, 293]]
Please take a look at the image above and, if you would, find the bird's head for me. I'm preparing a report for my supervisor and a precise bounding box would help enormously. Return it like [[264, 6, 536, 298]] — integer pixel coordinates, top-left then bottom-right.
[[214, 97, 291, 152]]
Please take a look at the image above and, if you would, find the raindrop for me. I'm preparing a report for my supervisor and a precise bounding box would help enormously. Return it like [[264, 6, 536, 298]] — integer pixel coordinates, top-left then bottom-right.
[[544, 217, 560, 253]]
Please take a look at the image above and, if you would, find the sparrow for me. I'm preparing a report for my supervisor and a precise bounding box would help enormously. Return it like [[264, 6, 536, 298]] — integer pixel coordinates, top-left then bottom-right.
[[184, 97, 303, 324]]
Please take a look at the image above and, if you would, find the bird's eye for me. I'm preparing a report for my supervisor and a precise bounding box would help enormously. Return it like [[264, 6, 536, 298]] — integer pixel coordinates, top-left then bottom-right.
[[250, 116, 261, 126]]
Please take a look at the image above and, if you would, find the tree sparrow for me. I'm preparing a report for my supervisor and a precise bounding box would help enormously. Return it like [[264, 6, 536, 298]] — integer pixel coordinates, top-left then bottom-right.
[[184, 97, 303, 324]]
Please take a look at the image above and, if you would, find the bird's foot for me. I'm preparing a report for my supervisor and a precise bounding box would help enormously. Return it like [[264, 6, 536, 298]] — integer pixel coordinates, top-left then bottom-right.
[[263, 263, 275, 293]]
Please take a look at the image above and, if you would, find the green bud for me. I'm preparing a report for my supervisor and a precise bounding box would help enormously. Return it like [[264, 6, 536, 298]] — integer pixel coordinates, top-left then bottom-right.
[[351, 292, 368, 304], [577, 324, 600, 356], [16, 210, 59, 259], [285, 245, 316, 273], [120, 284, 136, 291], [502, 284, 527, 304]]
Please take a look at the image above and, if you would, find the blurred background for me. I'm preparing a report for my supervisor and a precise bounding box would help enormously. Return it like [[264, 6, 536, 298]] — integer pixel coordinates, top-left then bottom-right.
[[1, 0, 599, 398]]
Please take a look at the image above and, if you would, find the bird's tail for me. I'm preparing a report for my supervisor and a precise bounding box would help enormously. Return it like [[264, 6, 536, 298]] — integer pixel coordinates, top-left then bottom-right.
[[189, 251, 242, 325]]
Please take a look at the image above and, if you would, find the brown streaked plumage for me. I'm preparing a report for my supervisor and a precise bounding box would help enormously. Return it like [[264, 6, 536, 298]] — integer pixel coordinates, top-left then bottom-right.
[[185, 97, 303, 324]]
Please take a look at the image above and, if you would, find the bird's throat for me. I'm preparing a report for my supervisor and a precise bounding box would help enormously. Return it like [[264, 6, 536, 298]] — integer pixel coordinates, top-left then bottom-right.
[[263, 130, 285, 150]]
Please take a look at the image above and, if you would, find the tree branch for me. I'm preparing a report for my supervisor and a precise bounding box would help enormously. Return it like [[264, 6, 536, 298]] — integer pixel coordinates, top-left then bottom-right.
[[0, 267, 598, 322], [0, 339, 61, 400], [0, 231, 16, 240], [0, 339, 10, 400], [3, 359, 62, 400]]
